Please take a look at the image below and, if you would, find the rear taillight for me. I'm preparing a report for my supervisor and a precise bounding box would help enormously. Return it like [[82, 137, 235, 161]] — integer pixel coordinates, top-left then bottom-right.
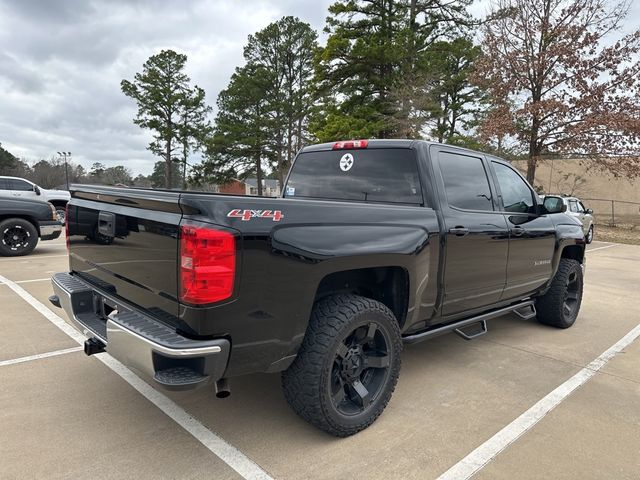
[[179, 223, 236, 305], [332, 139, 368, 149]]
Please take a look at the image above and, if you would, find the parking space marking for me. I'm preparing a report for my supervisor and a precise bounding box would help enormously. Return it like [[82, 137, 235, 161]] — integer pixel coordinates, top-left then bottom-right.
[[0, 346, 83, 367], [13, 278, 52, 284], [587, 244, 617, 253], [436, 321, 640, 480], [0, 273, 274, 480], [1, 254, 69, 260]]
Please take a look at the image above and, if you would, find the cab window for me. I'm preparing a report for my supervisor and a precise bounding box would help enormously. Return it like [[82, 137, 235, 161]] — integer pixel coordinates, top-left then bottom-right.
[[492, 162, 536, 214], [438, 152, 493, 211], [568, 200, 578, 213], [8, 179, 33, 191]]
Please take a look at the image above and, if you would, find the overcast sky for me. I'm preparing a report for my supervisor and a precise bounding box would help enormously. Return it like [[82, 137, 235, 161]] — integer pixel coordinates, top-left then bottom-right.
[[0, 0, 638, 176]]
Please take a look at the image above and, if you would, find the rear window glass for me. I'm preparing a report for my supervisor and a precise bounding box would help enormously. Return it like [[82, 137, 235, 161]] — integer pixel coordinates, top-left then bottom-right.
[[284, 149, 423, 205]]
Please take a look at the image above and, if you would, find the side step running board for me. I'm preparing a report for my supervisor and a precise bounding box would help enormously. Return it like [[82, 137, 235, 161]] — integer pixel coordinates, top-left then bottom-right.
[[513, 303, 537, 320], [403, 300, 536, 345], [454, 320, 488, 341]]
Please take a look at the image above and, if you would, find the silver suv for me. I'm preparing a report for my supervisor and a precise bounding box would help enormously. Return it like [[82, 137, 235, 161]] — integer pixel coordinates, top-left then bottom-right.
[[558, 196, 594, 243]]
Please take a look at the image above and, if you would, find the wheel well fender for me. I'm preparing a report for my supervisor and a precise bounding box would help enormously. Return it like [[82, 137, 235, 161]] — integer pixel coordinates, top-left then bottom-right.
[[49, 200, 68, 208], [561, 244, 584, 264], [314, 267, 410, 327]]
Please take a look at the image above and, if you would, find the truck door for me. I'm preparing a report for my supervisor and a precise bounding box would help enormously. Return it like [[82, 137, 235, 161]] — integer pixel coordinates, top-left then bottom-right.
[[490, 161, 556, 300], [431, 147, 509, 316]]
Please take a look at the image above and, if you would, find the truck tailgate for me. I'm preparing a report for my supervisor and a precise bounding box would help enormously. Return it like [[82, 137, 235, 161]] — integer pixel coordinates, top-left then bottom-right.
[[67, 187, 183, 329]]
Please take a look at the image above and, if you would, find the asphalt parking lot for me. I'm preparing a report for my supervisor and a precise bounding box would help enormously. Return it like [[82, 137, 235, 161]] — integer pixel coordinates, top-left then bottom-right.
[[1, 235, 639, 480]]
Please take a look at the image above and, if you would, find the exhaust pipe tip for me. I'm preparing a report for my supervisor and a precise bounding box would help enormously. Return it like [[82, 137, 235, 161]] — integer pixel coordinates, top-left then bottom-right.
[[215, 378, 230, 398]]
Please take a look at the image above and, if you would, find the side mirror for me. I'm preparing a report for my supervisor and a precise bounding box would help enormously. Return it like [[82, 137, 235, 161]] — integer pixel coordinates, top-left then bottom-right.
[[586, 208, 593, 214], [543, 196, 566, 214], [34, 185, 41, 195]]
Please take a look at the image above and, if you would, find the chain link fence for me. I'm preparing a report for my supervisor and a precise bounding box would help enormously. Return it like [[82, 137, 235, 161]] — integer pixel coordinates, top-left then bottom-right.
[[582, 198, 640, 229]]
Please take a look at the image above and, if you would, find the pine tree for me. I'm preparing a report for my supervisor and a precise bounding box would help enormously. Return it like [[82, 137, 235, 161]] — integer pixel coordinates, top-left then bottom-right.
[[314, 0, 472, 140], [121, 50, 212, 188]]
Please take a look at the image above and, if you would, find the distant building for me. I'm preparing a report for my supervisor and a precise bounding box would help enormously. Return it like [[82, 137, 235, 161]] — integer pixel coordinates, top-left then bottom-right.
[[218, 178, 281, 197]]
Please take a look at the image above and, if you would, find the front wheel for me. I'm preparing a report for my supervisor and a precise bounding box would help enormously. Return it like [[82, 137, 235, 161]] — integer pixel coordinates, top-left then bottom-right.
[[0, 218, 39, 256], [282, 295, 402, 437], [55, 207, 66, 225], [536, 258, 584, 328]]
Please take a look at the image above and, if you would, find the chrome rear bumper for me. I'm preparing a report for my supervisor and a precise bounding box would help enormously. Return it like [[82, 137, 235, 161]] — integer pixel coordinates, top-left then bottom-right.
[[50, 272, 230, 390]]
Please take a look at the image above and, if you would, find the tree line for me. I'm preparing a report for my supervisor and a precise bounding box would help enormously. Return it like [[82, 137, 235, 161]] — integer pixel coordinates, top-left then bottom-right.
[[127, 0, 639, 192], [0, 143, 175, 189], [4, 0, 640, 193]]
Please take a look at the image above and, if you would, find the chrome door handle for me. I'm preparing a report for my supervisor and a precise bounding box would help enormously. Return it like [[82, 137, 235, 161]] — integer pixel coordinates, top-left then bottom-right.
[[511, 226, 525, 236], [449, 226, 469, 236]]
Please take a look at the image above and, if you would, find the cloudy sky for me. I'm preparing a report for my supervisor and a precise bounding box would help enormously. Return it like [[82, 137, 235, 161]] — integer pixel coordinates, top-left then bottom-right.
[[0, 0, 638, 176]]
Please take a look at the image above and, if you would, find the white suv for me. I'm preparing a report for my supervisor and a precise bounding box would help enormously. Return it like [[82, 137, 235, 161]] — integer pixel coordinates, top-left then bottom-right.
[[544, 194, 595, 243], [0, 176, 71, 224]]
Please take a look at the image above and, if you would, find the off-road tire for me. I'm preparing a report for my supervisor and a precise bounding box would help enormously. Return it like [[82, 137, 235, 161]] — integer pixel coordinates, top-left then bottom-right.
[[536, 258, 583, 328], [281, 294, 402, 437], [0, 218, 38, 256]]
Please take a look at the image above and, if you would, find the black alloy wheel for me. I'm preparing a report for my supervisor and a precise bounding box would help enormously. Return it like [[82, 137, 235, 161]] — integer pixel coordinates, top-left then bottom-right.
[[562, 269, 580, 321], [330, 322, 391, 416], [0, 218, 39, 256]]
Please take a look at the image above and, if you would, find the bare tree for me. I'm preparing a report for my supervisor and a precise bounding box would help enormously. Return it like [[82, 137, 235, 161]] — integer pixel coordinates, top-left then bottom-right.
[[476, 0, 640, 183]]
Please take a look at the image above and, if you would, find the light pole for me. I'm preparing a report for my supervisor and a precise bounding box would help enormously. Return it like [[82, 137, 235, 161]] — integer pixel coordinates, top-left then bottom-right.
[[57, 151, 71, 190]]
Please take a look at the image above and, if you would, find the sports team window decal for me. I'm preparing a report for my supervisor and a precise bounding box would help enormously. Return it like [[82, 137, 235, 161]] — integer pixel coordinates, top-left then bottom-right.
[[227, 209, 284, 221], [339, 153, 354, 172]]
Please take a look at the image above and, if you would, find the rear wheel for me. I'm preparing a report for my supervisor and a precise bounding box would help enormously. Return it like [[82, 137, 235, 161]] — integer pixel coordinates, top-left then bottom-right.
[[0, 218, 39, 256], [536, 258, 583, 328], [586, 225, 594, 244], [282, 294, 402, 437]]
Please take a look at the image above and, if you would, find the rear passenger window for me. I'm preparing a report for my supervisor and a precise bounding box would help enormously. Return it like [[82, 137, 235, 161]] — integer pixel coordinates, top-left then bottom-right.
[[438, 152, 493, 211], [0, 179, 8, 190]]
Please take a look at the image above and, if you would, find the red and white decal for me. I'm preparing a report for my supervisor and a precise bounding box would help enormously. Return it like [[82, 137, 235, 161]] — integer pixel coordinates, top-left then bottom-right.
[[227, 209, 284, 222]]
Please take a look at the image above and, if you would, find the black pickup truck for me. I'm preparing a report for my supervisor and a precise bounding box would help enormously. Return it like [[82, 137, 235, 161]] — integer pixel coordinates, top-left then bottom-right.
[[50, 140, 585, 436], [0, 197, 62, 256]]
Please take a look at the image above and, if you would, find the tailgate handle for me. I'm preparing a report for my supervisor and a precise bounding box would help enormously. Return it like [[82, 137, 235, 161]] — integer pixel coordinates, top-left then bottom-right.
[[98, 211, 116, 237]]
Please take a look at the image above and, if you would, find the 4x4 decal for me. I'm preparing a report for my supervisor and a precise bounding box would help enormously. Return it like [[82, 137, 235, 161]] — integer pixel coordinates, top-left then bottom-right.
[[227, 209, 284, 222]]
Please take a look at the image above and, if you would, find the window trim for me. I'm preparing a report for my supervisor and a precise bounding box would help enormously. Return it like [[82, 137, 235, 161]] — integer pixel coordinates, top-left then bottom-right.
[[489, 160, 539, 216], [434, 148, 498, 214]]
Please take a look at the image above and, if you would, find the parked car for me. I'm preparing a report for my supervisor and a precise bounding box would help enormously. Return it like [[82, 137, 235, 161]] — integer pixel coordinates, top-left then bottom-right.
[[50, 139, 586, 437], [0, 176, 71, 224], [0, 197, 62, 256], [544, 194, 594, 243]]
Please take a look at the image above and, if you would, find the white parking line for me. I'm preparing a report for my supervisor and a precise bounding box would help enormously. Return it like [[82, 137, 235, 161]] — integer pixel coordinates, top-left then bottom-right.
[[15, 278, 51, 284], [587, 244, 618, 253], [0, 273, 274, 480], [0, 346, 83, 367], [1, 254, 69, 260], [436, 322, 640, 480]]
